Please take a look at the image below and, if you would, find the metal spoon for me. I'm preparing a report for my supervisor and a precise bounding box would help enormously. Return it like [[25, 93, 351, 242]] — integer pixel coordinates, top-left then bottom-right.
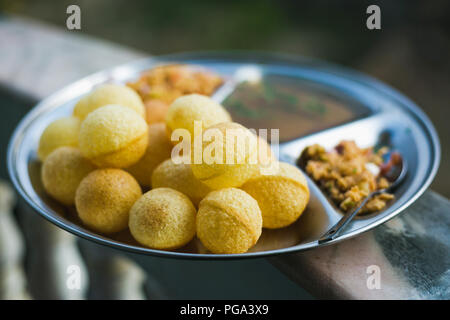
[[318, 151, 407, 243]]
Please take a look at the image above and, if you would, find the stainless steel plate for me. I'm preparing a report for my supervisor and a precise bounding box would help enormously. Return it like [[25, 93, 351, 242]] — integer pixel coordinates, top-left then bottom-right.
[[7, 52, 440, 259]]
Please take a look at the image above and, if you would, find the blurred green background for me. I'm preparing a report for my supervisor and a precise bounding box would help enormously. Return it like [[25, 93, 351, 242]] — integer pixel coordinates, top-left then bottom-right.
[[1, 0, 449, 196]]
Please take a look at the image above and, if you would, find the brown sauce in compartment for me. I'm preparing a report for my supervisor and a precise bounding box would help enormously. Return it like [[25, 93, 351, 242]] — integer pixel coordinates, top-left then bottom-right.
[[223, 75, 371, 142]]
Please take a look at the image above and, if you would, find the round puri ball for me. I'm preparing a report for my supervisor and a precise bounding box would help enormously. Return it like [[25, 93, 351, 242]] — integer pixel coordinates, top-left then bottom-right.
[[197, 188, 262, 254], [73, 84, 145, 120], [145, 100, 169, 124], [38, 117, 81, 161], [129, 188, 196, 250], [166, 94, 231, 137], [151, 159, 212, 206], [241, 162, 310, 229], [126, 123, 173, 187], [79, 105, 149, 168], [41, 147, 96, 206], [75, 169, 142, 233], [190, 122, 259, 189]]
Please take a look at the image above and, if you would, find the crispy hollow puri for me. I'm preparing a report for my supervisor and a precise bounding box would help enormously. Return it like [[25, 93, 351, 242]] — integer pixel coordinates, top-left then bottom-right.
[[197, 188, 262, 254], [41, 147, 96, 206], [145, 100, 169, 124], [37, 116, 81, 161], [78, 105, 148, 168], [165, 93, 231, 138], [129, 188, 197, 250], [73, 84, 145, 120], [151, 159, 212, 206], [126, 123, 173, 187], [241, 162, 309, 229], [75, 169, 142, 233], [190, 122, 260, 189]]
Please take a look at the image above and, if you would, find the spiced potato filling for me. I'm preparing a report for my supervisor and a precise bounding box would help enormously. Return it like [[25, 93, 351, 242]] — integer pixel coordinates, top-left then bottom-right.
[[299, 140, 394, 214]]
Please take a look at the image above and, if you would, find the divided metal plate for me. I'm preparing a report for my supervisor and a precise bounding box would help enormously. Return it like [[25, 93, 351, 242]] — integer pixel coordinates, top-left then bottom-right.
[[7, 52, 440, 259]]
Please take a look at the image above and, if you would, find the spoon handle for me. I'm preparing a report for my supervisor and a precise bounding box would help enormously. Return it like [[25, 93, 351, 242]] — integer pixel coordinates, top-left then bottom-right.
[[318, 191, 381, 243]]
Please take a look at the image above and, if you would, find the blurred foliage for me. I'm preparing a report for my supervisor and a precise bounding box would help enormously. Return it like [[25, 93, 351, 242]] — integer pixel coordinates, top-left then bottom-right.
[[1, 0, 447, 64], [1, 0, 448, 66], [1, 0, 449, 64]]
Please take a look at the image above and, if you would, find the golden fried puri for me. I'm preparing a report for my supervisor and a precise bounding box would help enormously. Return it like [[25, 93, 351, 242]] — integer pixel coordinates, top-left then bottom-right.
[[241, 162, 309, 229], [37, 117, 81, 161], [129, 188, 197, 250], [165, 94, 231, 137], [41, 147, 96, 206], [75, 169, 142, 233], [126, 123, 173, 187], [73, 84, 145, 120], [197, 188, 262, 254], [145, 100, 170, 125], [151, 159, 212, 206], [190, 122, 259, 189], [78, 105, 148, 168]]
